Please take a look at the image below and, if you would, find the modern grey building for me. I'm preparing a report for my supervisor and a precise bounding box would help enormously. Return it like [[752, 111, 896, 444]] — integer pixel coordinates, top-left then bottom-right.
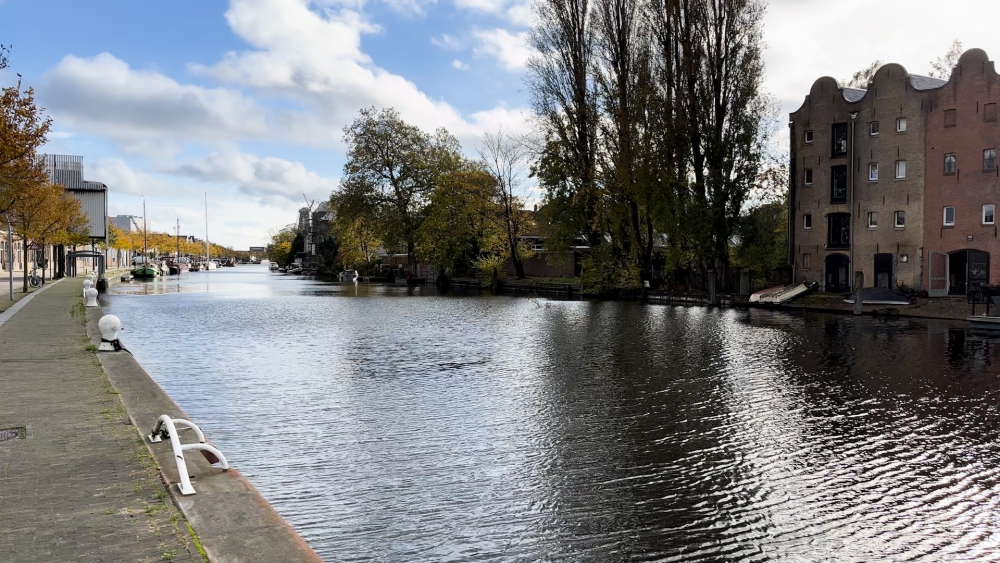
[[43, 155, 108, 242]]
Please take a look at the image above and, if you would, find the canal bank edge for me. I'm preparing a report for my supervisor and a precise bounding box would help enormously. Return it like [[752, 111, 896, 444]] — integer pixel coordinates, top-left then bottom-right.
[[85, 303, 324, 563]]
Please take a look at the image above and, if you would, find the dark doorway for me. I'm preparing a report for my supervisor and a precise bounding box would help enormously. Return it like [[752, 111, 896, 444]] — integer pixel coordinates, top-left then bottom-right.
[[825, 254, 850, 292], [948, 250, 990, 295], [874, 253, 893, 289], [949, 251, 967, 295]]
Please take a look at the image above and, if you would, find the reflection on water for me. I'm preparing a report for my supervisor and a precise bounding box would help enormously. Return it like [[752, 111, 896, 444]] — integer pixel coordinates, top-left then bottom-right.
[[107, 266, 1000, 562]]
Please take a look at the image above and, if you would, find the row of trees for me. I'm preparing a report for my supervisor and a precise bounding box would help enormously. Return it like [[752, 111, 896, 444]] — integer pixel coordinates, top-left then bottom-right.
[[107, 223, 231, 259], [1, 46, 90, 291], [526, 0, 777, 292], [327, 108, 536, 281]]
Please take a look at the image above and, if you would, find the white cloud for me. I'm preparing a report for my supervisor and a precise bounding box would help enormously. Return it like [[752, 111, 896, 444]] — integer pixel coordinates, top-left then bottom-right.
[[188, 0, 529, 147], [431, 33, 461, 50], [473, 28, 532, 71], [505, 1, 532, 26], [452, 59, 469, 71], [172, 151, 336, 204], [455, 0, 505, 13], [763, 0, 1000, 121], [89, 158, 176, 196], [42, 53, 268, 150], [453, 0, 532, 26]]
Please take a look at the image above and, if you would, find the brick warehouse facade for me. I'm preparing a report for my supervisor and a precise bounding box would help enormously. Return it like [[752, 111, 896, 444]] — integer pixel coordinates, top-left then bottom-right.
[[789, 65, 944, 292], [923, 49, 1000, 297]]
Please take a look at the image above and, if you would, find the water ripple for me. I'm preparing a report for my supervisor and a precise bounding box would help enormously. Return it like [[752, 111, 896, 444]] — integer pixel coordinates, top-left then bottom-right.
[[107, 268, 1000, 562]]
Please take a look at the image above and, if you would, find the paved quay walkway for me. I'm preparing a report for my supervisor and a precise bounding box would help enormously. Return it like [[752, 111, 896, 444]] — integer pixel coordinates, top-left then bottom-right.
[[0, 278, 201, 562]]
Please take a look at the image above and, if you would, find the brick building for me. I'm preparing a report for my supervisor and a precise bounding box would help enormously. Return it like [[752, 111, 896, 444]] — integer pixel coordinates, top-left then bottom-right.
[[789, 66, 945, 292], [923, 48, 1000, 296]]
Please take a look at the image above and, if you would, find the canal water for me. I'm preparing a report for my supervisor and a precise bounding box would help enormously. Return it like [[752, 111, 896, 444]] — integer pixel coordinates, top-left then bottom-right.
[[107, 266, 1000, 562]]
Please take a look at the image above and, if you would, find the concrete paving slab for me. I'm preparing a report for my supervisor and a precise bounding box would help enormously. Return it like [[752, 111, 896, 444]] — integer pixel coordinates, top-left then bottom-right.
[[0, 278, 199, 562]]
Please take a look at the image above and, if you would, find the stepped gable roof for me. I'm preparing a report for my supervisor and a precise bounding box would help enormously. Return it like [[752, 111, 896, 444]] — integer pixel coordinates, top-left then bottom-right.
[[842, 87, 866, 102], [909, 74, 947, 90]]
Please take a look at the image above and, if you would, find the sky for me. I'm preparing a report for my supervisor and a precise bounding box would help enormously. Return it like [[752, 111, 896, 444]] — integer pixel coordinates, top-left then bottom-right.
[[0, 0, 996, 249]]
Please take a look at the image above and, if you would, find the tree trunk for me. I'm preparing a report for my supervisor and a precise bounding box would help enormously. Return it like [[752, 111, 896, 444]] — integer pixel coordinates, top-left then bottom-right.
[[510, 243, 526, 279]]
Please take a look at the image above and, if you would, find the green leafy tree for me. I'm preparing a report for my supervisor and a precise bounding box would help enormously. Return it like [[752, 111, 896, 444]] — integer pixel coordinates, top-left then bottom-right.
[[336, 107, 463, 272], [266, 226, 296, 264], [417, 168, 504, 277]]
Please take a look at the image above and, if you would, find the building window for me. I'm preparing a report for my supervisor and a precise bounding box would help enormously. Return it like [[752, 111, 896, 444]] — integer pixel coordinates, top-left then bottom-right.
[[831, 165, 848, 203], [985, 204, 996, 225], [895, 210, 905, 228], [803, 253, 811, 270], [804, 168, 813, 186], [985, 148, 996, 171], [803, 213, 812, 230], [896, 117, 907, 133], [869, 162, 878, 181], [945, 109, 957, 127], [895, 160, 906, 179], [944, 153, 956, 174], [986, 103, 997, 123], [944, 206, 956, 226], [870, 121, 879, 136], [828, 213, 851, 249], [832, 123, 848, 157], [867, 211, 878, 229], [804, 130, 813, 144]]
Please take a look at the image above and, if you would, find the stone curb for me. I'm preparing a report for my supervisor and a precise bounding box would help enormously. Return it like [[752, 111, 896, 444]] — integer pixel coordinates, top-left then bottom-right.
[[85, 300, 324, 563]]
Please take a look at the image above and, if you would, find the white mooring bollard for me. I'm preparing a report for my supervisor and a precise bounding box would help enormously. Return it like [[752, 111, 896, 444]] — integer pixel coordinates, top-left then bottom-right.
[[82, 279, 92, 297], [84, 287, 99, 307], [97, 315, 122, 351]]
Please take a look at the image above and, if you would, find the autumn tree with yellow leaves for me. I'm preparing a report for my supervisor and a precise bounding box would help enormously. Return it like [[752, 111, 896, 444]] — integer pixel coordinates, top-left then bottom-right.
[[0, 45, 50, 216], [7, 182, 88, 290]]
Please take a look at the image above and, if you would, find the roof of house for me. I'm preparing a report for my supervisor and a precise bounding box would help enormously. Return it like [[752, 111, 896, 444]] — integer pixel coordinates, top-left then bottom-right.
[[838, 74, 947, 103], [843, 87, 867, 102], [909, 74, 948, 90]]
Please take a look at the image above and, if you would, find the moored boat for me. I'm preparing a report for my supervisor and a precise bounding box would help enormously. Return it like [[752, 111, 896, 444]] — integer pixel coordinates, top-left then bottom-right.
[[751, 282, 818, 304]]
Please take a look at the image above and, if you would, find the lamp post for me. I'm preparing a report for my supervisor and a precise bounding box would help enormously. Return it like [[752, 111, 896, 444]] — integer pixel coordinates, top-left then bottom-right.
[[4, 198, 13, 302], [6, 216, 12, 302], [849, 110, 859, 291]]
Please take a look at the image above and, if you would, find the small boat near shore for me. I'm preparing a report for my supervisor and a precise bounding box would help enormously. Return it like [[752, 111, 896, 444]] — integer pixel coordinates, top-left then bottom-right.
[[750, 282, 817, 304]]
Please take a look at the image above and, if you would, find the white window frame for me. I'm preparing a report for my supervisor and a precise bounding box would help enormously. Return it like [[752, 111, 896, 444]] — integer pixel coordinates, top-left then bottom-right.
[[803, 214, 812, 230], [896, 117, 907, 133], [944, 153, 956, 174], [804, 130, 813, 144], [804, 168, 813, 186], [944, 206, 956, 226], [867, 211, 878, 229], [984, 204, 996, 225], [894, 210, 905, 229], [869, 162, 878, 181], [870, 121, 879, 136], [895, 160, 906, 179]]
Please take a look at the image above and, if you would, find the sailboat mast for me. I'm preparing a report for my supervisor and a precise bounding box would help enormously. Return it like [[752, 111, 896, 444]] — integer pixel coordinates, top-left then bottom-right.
[[142, 199, 147, 260], [204, 193, 210, 259], [176, 217, 180, 258]]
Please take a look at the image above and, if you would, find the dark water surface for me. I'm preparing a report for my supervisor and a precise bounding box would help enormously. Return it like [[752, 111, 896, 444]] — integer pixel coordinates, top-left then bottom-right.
[[107, 266, 1000, 562]]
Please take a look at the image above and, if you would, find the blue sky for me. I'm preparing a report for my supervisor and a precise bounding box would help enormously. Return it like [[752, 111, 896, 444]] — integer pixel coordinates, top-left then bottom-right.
[[0, 0, 995, 248]]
